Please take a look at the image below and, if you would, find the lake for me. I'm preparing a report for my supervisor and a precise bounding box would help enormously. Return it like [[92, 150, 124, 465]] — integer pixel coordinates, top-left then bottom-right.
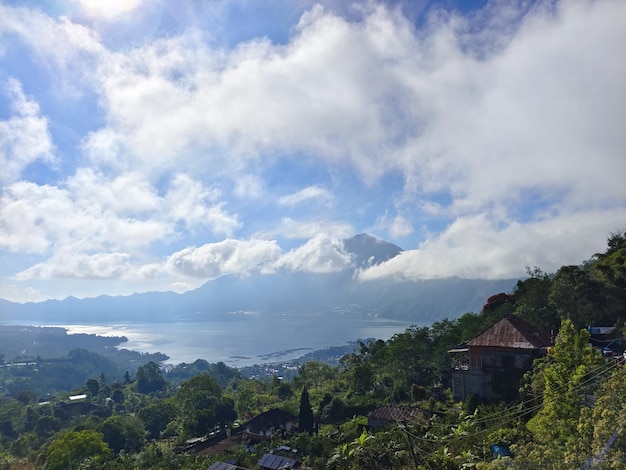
[[12, 311, 416, 367]]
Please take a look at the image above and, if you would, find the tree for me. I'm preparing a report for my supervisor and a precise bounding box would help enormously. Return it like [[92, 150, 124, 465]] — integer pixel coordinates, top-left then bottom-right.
[[111, 388, 124, 404], [99, 414, 146, 454], [481, 293, 514, 316], [294, 361, 335, 392], [513, 266, 558, 332], [14, 390, 37, 405], [385, 326, 435, 389], [549, 265, 605, 328], [135, 362, 167, 394], [34, 415, 62, 439], [138, 399, 178, 440], [572, 364, 626, 466], [321, 397, 345, 424], [176, 374, 235, 437], [351, 362, 374, 395], [526, 320, 603, 450], [298, 387, 314, 434], [591, 231, 626, 326], [592, 231, 626, 287], [45, 429, 111, 470], [85, 378, 100, 397]]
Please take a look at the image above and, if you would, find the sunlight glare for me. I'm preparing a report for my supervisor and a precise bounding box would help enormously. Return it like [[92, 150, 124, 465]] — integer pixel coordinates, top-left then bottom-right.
[[77, 0, 143, 21]]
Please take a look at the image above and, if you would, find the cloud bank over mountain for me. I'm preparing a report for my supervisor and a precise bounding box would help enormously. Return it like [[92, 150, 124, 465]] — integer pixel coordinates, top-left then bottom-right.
[[0, 0, 624, 302]]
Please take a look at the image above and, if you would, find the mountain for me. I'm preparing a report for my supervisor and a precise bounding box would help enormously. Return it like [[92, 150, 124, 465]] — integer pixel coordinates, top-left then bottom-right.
[[342, 233, 403, 267], [0, 234, 519, 324]]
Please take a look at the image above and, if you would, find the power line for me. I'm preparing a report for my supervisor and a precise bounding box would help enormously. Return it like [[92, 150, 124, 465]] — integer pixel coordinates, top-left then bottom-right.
[[401, 358, 621, 444], [408, 357, 619, 433]]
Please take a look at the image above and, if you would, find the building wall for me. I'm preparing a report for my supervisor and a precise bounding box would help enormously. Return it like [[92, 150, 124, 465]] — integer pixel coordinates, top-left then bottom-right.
[[452, 346, 540, 401]]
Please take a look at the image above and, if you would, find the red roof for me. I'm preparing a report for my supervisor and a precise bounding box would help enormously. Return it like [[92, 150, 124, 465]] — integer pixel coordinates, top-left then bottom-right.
[[466, 315, 551, 349]]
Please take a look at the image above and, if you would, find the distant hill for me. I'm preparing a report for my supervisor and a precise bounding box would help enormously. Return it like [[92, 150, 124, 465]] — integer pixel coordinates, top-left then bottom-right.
[[0, 234, 518, 324]]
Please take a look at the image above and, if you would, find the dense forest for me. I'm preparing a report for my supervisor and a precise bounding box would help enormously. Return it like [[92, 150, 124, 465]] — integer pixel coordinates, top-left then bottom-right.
[[0, 232, 624, 469]]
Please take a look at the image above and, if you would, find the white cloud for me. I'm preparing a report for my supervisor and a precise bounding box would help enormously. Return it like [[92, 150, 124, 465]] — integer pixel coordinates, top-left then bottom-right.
[[0, 181, 77, 253], [168, 234, 355, 280], [23, 286, 43, 302], [0, 171, 240, 284], [389, 215, 414, 238], [233, 174, 265, 200], [278, 185, 332, 206], [0, 5, 104, 92], [165, 174, 240, 235], [399, 0, 626, 214], [76, 0, 623, 212], [270, 217, 353, 240], [0, 79, 55, 184], [274, 234, 353, 273], [0, 178, 168, 255], [359, 208, 626, 281], [167, 238, 281, 278], [1, 1, 624, 300], [66, 168, 160, 215], [16, 252, 131, 280]]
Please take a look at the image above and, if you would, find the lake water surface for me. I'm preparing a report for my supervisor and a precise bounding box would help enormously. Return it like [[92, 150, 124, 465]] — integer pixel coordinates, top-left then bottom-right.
[[14, 312, 416, 367]]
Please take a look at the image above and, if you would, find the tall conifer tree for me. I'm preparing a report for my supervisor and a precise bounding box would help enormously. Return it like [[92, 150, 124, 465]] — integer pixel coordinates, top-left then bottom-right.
[[298, 387, 314, 434]]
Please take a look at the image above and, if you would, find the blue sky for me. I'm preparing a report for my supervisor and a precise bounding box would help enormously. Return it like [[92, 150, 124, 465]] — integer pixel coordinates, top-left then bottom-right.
[[0, 0, 624, 303]]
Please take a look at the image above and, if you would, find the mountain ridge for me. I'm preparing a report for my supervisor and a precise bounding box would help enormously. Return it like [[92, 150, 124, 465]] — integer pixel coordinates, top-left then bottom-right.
[[0, 234, 519, 324]]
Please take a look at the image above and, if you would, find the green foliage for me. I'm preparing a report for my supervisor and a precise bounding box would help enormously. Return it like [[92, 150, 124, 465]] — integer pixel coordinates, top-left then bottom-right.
[[85, 378, 100, 397], [550, 265, 606, 329], [13, 390, 37, 405], [0, 234, 624, 469], [176, 374, 235, 437], [138, 399, 178, 440], [99, 414, 146, 454], [513, 266, 558, 331], [320, 396, 346, 424], [567, 364, 626, 467], [593, 231, 626, 287], [526, 320, 603, 449], [44, 429, 111, 470], [135, 362, 167, 394], [166, 359, 241, 387]]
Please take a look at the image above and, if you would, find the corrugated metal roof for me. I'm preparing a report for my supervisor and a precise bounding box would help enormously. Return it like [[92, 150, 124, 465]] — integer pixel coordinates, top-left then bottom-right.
[[466, 315, 551, 349], [258, 453, 298, 469], [366, 405, 425, 422], [207, 462, 247, 470]]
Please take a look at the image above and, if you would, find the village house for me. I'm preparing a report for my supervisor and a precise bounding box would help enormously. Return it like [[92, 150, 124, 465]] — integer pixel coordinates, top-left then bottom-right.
[[449, 314, 552, 402], [241, 408, 297, 442]]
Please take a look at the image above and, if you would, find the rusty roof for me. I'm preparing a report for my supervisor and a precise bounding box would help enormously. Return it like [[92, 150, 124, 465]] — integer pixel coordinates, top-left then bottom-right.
[[466, 314, 551, 349]]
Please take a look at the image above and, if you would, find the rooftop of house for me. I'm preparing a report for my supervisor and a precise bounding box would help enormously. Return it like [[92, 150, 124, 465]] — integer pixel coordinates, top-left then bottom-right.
[[366, 405, 428, 423], [207, 462, 248, 470], [465, 314, 552, 349], [258, 453, 300, 470], [242, 408, 297, 433]]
